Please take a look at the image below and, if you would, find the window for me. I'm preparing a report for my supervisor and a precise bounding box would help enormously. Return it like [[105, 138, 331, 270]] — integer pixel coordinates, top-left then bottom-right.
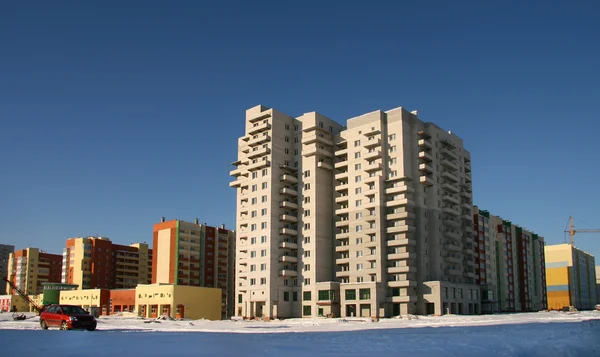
[[251, 251, 257, 258], [390, 158, 397, 165], [252, 184, 257, 192], [261, 236, 267, 243], [318, 290, 335, 301], [251, 198, 257, 204], [355, 187, 361, 194], [355, 175, 361, 183], [356, 263, 363, 270], [260, 278, 266, 285], [252, 172, 258, 179], [305, 183, 311, 190], [304, 264, 311, 271], [355, 152, 361, 159], [355, 164, 361, 170], [238, 294, 242, 304], [250, 237, 257, 244], [250, 278, 256, 285], [285, 136, 290, 142], [303, 305, 311, 316], [284, 292, 290, 301], [261, 195, 267, 203], [389, 134, 396, 141], [262, 169, 268, 176], [356, 200, 362, 207], [262, 182, 268, 189], [354, 140, 360, 147], [292, 292, 298, 301], [345, 289, 356, 300], [251, 211, 257, 218], [304, 170, 311, 177], [356, 237, 362, 244], [390, 145, 396, 152], [359, 288, 371, 300], [261, 222, 267, 229], [304, 251, 311, 258], [304, 210, 311, 217], [250, 224, 257, 231], [261, 249, 267, 257], [304, 278, 311, 285], [250, 265, 256, 272], [303, 291, 311, 301], [304, 236, 311, 244], [261, 263, 266, 271], [261, 208, 267, 216], [355, 212, 362, 219], [356, 251, 363, 257], [304, 196, 311, 203]]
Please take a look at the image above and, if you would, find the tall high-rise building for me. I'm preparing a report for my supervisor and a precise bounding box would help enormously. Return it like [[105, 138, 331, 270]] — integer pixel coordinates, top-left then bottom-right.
[[473, 207, 547, 313], [231, 105, 480, 319], [61, 237, 152, 290], [545, 244, 596, 310], [152, 218, 236, 319], [6, 247, 62, 295], [0, 244, 15, 294]]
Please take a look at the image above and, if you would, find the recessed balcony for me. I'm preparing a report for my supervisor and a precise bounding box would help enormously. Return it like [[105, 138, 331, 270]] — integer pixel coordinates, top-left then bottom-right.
[[386, 237, 416, 247], [388, 252, 414, 260], [279, 241, 298, 250], [279, 228, 298, 236], [386, 198, 414, 208], [445, 268, 462, 276], [363, 150, 382, 160], [419, 151, 433, 162], [444, 243, 461, 252], [441, 158, 459, 171], [387, 266, 416, 274], [247, 111, 271, 123], [303, 147, 332, 158], [279, 255, 298, 263], [279, 269, 298, 277], [364, 138, 381, 148], [420, 175, 434, 186], [385, 185, 414, 195], [441, 147, 459, 161], [443, 219, 461, 228], [441, 171, 459, 183], [280, 174, 298, 184], [386, 212, 413, 220], [302, 134, 333, 146], [335, 182, 349, 192], [247, 147, 271, 159], [229, 178, 247, 188], [386, 225, 415, 234], [418, 138, 432, 149], [363, 127, 381, 136], [443, 207, 461, 217], [279, 201, 298, 210], [460, 191, 472, 199], [317, 161, 333, 171], [279, 214, 298, 223], [365, 163, 382, 172], [442, 182, 459, 194], [334, 148, 348, 157], [419, 163, 433, 173], [335, 194, 349, 204], [335, 171, 349, 180], [444, 255, 462, 264], [247, 160, 270, 171], [387, 280, 417, 288], [248, 135, 271, 147], [442, 194, 460, 205], [335, 220, 350, 228]]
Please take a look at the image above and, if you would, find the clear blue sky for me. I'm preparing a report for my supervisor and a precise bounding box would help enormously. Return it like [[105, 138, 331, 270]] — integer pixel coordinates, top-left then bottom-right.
[[1, 1, 599, 259]]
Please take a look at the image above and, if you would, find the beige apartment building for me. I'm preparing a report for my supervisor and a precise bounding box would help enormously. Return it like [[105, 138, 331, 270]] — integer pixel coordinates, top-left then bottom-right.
[[5, 247, 62, 296], [231, 105, 479, 319]]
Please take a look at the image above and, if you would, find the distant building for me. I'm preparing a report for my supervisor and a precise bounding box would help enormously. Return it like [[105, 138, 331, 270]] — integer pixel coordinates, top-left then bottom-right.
[[152, 218, 236, 319], [545, 244, 597, 310], [0, 244, 15, 294], [596, 266, 600, 305], [61, 237, 152, 290], [5, 247, 62, 296], [473, 208, 547, 313]]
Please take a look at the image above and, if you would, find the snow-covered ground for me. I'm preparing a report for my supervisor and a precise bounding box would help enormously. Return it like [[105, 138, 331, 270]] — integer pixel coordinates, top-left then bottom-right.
[[0, 311, 598, 356]]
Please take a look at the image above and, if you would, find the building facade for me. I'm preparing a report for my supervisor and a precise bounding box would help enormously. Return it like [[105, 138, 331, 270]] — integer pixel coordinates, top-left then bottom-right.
[[61, 237, 152, 290], [231, 105, 479, 319], [152, 219, 236, 319], [0, 244, 15, 295], [473, 207, 547, 313], [5, 247, 62, 296], [545, 244, 597, 310]]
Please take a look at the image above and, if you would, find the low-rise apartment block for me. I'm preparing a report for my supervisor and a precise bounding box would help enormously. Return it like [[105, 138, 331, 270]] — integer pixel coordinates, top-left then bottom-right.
[[231, 105, 478, 319], [473, 207, 547, 313], [61, 237, 152, 290], [5, 247, 62, 295], [545, 244, 596, 310], [152, 218, 236, 319]]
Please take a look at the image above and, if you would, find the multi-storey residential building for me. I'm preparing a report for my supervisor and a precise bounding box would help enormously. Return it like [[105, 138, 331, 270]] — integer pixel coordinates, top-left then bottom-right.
[[545, 244, 597, 310], [61, 237, 152, 290], [5, 247, 62, 296], [231, 105, 480, 319], [152, 218, 236, 319], [473, 207, 547, 313], [0, 244, 15, 294]]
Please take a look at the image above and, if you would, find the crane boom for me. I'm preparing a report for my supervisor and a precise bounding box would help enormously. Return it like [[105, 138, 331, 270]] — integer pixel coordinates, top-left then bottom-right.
[[564, 216, 600, 245]]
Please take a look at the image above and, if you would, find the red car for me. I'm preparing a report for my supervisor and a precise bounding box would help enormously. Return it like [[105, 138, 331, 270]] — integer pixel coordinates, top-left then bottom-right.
[[39, 304, 97, 331]]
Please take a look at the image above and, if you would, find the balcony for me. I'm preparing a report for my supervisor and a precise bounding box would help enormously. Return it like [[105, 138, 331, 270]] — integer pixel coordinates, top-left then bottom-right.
[[279, 255, 298, 263], [334, 148, 348, 157], [302, 134, 332, 146], [442, 194, 460, 205], [335, 182, 349, 192], [364, 163, 382, 172], [279, 269, 298, 277], [386, 225, 415, 234], [279, 228, 298, 236], [247, 111, 271, 123], [335, 244, 350, 253], [364, 138, 381, 148], [335, 270, 350, 278], [303, 146, 332, 158], [441, 147, 459, 161], [441, 171, 459, 183], [386, 212, 414, 220], [386, 237, 416, 247], [335, 171, 349, 181], [364, 175, 380, 185], [335, 206, 350, 215], [443, 206, 460, 217], [279, 188, 298, 197], [364, 200, 378, 209], [335, 219, 350, 228], [362, 226, 378, 235], [279, 241, 298, 250], [247, 147, 271, 159], [418, 138, 432, 149], [442, 182, 459, 194], [279, 174, 298, 184], [229, 167, 247, 177], [335, 194, 349, 204], [444, 255, 462, 264], [441, 158, 458, 171], [239, 258, 248, 265], [363, 127, 381, 136], [279, 201, 298, 210], [334, 161, 348, 169], [385, 185, 414, 195], [419, 163, 433, 173], [418, 151, 433, 162], [445, 268, 462, 276], [363, 150, 382, 160], [388, 280, 417, 288], [444, 230, 461, 241], [443, 219, 461, 228], [336, 231, 350, 240], [420, 175, 434, 186], [247, 160, 270, 171], [229, 178, 246, 188], [318, 161, 333, 171], [386, 198, 414, 208], [387, 266, 416, 274], [248, 122, 271, 135], [460, 191, 472, 199], [248, 134, 271, 147], [388, 252, 414, 260], [387, 295, 418, 303], [279, 214, 298, 223], [444, 244, 461, 252]]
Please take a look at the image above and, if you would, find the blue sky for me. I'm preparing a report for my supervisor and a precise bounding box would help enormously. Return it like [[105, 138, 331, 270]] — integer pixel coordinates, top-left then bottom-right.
[[1, 1, 599, 259]]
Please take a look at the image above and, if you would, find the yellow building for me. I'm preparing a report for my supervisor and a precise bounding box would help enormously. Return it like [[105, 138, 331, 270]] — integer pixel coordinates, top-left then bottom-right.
[[135, 284, 221, 321], [545, 244, 597, 310]]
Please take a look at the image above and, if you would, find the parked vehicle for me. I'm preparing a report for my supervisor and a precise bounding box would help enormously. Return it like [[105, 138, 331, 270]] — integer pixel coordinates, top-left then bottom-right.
[[39, 305, 97, 331]]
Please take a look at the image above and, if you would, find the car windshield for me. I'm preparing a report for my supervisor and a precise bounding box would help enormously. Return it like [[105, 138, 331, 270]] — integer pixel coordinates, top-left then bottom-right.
[[60, 306, 88, 315]]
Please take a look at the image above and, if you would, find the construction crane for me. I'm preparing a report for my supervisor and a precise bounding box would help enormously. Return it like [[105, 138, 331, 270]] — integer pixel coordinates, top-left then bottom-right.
[[564, 216, 600, 246], [1, 277, 46, 318]]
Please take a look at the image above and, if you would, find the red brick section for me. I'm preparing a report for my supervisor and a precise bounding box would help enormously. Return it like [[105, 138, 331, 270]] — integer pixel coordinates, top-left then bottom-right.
[[204, 226, 217, 287], [109, 289, 136, 314], [38, 252, 63, 289]]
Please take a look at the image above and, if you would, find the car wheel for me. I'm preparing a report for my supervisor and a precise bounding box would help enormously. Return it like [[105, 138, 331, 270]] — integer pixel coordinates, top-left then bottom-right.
[[40, 319, 48, 330], [60, 321, 69, 331]]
